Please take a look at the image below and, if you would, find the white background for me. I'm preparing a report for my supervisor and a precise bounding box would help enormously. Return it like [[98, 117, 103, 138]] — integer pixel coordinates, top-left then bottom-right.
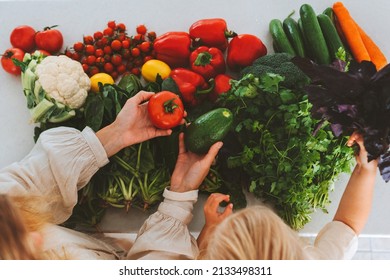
[[0, 0, 390, 235]]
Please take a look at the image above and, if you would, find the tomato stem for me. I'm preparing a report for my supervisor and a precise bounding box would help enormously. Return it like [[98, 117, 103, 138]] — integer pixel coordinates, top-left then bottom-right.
[[43, 25, 59, 31], [163, 98, 179, 113]]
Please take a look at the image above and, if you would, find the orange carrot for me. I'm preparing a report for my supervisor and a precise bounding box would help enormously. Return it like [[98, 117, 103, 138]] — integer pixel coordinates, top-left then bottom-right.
[[332, 2, 370, 63], [355, 22, 387, 70]]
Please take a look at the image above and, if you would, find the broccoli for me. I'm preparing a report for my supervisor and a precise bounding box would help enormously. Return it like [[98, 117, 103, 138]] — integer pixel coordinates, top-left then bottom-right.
[[240, 53, 311, 89]]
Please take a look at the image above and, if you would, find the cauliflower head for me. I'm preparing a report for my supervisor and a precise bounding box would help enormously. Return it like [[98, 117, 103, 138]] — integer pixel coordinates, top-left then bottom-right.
[[35, 55, 91, 109]]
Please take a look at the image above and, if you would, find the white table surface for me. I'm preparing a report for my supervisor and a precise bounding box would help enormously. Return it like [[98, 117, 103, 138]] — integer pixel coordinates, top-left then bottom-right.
[[1, 0, 390, 235]]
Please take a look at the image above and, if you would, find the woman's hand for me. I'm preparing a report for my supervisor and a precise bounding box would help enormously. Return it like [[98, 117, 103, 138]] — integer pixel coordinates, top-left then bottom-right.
[[96, 91, 184, 157], [170, 133, 223, 193], [347, 132, 378, 172]]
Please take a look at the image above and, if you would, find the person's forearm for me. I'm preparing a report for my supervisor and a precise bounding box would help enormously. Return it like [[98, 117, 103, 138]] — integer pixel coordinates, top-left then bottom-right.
[[197, 225, 213, 252], [95, 123, 124, 158], [333, 162, 377, 235]]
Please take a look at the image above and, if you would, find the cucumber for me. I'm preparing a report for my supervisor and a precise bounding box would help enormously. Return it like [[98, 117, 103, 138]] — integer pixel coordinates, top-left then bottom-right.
[[317, 14, 344, 60], [283, 17, 306, 57], [269, 19, 296, 56], [298, 18, 314, 61], [299, 4, 331, 65], [323, 7, 335, 22], [185, 108, 233, 154]]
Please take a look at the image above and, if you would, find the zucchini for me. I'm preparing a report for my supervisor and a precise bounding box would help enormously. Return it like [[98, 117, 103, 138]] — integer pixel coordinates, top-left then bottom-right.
[[299, 4, 331, 65], [269, 19, 296, 56], [283, 17, 306, 57], [317, 14, 344, 61], [185, 108, 233, 154]]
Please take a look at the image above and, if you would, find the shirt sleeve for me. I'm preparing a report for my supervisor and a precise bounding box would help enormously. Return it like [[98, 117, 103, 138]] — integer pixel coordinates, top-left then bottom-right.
[[304, 221, 358, 259], [0, 126, 109, 224], [126, 188, 199, 260]]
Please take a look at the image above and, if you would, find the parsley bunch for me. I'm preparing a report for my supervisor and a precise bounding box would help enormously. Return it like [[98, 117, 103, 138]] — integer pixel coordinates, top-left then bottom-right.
[[219, 72, 354, 230]]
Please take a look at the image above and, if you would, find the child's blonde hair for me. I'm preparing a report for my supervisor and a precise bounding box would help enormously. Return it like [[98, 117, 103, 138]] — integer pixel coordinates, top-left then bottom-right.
[[0, 194, 52, 260], [198, 205, 307, 260]]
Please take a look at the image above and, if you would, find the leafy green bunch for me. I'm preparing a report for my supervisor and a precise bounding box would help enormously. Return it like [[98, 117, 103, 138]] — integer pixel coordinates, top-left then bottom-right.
[[218, 55, 354, 229]]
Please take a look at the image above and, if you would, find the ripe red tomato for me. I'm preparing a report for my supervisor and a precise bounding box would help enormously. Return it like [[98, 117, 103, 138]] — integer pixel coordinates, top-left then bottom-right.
[[147, 91, 185, 129], [136, 24, 147, 35], [35, 26, 63, 53], [10, 25, 36, 52], [1, 47, 25, 75]]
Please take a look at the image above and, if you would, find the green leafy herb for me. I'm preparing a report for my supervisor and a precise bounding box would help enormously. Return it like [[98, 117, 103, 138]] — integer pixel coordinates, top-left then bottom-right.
[[218, 70, 354, 230]]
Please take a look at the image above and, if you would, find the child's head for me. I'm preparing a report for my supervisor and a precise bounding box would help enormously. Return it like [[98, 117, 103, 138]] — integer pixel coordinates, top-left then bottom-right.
[[199, 205, 307, 260], [0, 194, 51, 260]]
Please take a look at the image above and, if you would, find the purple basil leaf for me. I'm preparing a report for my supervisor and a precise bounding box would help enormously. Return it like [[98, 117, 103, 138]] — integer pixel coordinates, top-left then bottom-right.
[[379, 151, 390, 182]]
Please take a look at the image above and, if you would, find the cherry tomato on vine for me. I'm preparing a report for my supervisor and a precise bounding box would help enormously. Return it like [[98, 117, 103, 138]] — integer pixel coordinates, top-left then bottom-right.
[[103, 27, 114, 37], [111, 40, 122, 51], [93, 31, 103, 40], [111, 54, 122, 66], [139, 41, 151, 53], [10, 25, 36, 52], [116, 23, 126, 31], [147, 91, 185, 129], [122, 39, 131, 49], [35, 26, 63, 53], [136, 24, 147, 35], [83, 35, 94, 45], [107, 21, 116, 29], [1, 47, 25, 75], [85, 44, 95, 55], [73, 42, 84, 52], [131, 47, 140, 57], [104, 62, 114, 73]]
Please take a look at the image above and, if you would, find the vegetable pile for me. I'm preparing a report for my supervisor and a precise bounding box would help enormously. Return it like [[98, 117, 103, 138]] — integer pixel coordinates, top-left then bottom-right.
[[292, 57, 390, 183], [217, 53, 354, 229], [5, 2, 388, 230], [270, 3, 387, 70]]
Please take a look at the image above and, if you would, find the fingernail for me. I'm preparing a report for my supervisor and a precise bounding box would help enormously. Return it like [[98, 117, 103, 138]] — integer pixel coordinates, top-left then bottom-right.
[[217, 142, 223, 148]]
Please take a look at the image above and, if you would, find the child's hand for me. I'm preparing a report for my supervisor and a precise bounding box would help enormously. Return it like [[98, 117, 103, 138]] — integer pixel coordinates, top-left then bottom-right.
[[203, 193, 233, 228], [170, 133, 223, 192]]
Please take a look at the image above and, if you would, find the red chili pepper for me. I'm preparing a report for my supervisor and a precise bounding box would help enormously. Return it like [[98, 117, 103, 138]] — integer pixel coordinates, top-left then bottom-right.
[[153, 31, 191, 68], [209, 74, 232, 102], [189, 46, 226, 81], [170, 68, 214, 107], [189, 18, 236, 51], [226, 34, 267, 72]]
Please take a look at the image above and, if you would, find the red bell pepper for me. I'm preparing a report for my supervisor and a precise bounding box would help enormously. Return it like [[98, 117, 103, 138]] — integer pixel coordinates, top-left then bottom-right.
[[170, 68, 214, 107], [189, 46, 226, 81], [209, 74, 232, 102], [226, 34, 267, 72], [189, 18, 236, 51], [153, 31, 191, 68]]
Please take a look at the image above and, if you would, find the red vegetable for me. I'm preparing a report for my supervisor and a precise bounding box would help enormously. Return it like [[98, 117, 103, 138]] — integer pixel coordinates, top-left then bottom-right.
[[226, 34, 267, 71], [147, 91, 185, 129], [10, 25, 36, 52], [153, 32, 191, 68], [209, 74, 232, 102], [170, 68, 214, 107], [35, 25, 64, 54], [189, 46, 226, 80], [1, 47, 25, 75], [189, 18, 236, 51]]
